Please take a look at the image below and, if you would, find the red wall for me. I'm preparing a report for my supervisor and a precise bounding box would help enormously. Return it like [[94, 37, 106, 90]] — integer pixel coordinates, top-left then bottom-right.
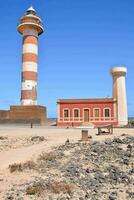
[[58, 101, 118, 127]]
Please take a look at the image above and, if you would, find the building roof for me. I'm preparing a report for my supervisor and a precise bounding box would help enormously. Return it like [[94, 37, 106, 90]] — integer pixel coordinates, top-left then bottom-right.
[[57, 98, 116, 104]]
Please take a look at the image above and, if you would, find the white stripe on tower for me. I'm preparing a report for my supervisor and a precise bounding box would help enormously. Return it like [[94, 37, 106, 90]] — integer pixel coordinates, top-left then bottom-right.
[[22, 80, 37, 90], [21, 99, 37, 105], [21, 29, 38, 105], [23, 44, 38, 54], [22, 62, 37, 72]]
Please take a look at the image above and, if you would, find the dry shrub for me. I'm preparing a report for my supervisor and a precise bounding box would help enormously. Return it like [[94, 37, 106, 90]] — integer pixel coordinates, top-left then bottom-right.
[[9, 160, 37, 173], [49, 181, 73, 194], [26, 186, 38, 195], [26, 180, 73, 196], [0, 136, 8, 140], [26, 184, 45, 196], [9, 163, 23, 173], [23, 161, 37, 170], [38, 152, 56, 161]]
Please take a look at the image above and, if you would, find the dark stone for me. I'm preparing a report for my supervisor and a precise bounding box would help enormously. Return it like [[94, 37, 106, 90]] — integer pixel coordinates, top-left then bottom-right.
[[79, 197, 84, 200], [128, 192, 134, 198], [122, 157, 129, 165], [109, 192, 117, 200], [113, 138, 123, 144], [31, 136, 45, 142]]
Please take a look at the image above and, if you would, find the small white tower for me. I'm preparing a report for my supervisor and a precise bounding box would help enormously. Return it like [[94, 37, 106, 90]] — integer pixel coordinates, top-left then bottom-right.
[[111, 67, 128, 126]]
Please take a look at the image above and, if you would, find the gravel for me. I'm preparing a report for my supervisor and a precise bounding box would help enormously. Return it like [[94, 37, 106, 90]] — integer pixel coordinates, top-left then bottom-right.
[[4, 134, 134, 200]]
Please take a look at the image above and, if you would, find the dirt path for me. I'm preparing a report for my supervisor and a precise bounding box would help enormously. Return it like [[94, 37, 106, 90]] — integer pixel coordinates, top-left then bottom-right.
[[0, 127, 133, 170], [0, 128, 80, 170], [0, 136, 67, 170]]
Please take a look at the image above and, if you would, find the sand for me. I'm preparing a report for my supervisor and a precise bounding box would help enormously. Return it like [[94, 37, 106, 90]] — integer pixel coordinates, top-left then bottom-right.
[[0, 126, 133, 199]]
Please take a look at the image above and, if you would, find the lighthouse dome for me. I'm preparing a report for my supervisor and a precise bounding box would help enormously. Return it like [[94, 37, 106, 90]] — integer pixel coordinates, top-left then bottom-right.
[[26, 6, 36, 15]]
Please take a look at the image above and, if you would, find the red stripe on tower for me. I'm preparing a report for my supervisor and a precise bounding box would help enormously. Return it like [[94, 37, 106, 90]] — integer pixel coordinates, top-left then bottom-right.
[[22, 71, 37, 81], [23, 35, 38, 45], [22, 53, 38, 63]]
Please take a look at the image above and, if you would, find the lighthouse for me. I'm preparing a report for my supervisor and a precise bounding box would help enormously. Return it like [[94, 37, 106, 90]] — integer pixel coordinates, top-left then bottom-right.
[[2, 6, 48, 124], [18, 6, 43, 105]]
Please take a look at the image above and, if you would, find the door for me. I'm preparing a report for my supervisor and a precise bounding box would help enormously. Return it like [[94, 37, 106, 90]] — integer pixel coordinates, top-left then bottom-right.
[[84, 109, 89, 122]]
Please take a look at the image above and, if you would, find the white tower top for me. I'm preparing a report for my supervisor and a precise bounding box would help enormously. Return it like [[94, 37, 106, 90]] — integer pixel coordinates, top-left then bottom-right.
[[111, 66, 127, 76], [26, 6, 37, 15], [18, 6, 44, 35]]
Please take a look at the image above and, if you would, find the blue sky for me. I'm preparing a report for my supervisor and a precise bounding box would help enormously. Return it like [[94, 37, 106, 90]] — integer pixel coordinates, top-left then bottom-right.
[[0, 0, 134, 117]]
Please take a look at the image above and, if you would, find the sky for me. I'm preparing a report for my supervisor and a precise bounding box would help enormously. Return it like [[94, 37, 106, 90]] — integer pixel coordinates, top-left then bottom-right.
[[0, 0, 134, 118]]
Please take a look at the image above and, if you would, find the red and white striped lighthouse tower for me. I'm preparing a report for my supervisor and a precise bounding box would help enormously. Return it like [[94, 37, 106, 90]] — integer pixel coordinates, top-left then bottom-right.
[[18, 6, 44, 105]]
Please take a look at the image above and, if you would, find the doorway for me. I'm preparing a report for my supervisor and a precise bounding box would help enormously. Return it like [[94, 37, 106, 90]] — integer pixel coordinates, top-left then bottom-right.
[[84, 109, 89, 122]]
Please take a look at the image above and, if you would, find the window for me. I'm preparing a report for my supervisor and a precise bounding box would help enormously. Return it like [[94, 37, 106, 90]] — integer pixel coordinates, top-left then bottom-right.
[[104, 109, 110, 117], [64, 109, 69, 118], [74, 109, 79, 118], [94, 109, 100, 118]]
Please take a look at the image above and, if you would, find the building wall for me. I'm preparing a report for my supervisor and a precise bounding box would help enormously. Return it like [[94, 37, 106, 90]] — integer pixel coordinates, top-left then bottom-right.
[[9, 105, 47, 124], [0, 106, 47, 125], [58, 101, 118, 127], [0, 110, 9, 119]]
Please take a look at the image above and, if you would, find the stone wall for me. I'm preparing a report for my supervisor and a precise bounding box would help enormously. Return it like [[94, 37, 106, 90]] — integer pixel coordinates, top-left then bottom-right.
[[0, 106, 47, 125], [0, 110, 9, 119]]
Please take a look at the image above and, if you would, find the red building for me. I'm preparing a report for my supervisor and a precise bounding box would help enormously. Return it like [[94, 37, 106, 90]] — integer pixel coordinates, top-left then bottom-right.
[[57, 67, 128, 127], [57, 98, 118, 127]]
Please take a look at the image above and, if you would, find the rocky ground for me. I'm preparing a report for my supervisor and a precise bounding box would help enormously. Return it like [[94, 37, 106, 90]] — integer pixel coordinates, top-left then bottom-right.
[[2, 134, 134, 200]]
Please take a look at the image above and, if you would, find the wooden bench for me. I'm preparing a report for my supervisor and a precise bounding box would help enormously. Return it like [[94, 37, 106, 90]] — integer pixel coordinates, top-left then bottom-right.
[[96, 125, 113, 135]]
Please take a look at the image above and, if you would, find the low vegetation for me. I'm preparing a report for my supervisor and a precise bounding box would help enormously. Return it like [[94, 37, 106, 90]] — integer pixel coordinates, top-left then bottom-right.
[[38, 152, 57, 161], [6, 135, 134, 199], [26, 180, 73, 196], [9, 160, 37, 173]]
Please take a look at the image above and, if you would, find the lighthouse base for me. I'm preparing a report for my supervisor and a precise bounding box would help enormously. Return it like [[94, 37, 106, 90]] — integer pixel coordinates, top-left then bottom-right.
[[0, 105, 47, 125]]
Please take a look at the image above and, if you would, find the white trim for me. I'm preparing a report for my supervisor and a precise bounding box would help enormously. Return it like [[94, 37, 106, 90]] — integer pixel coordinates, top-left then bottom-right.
[[57, 104, 60, 122], [58, 117, 117, 123], [83, 108, 90, 122]]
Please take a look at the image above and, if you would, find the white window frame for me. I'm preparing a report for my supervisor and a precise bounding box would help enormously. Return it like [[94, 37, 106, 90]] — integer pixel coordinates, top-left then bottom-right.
[[103, 108, 111, 118], [73, 108, 80, 121], [63, 108, 70, 121], [93, 108, 101, 120]]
